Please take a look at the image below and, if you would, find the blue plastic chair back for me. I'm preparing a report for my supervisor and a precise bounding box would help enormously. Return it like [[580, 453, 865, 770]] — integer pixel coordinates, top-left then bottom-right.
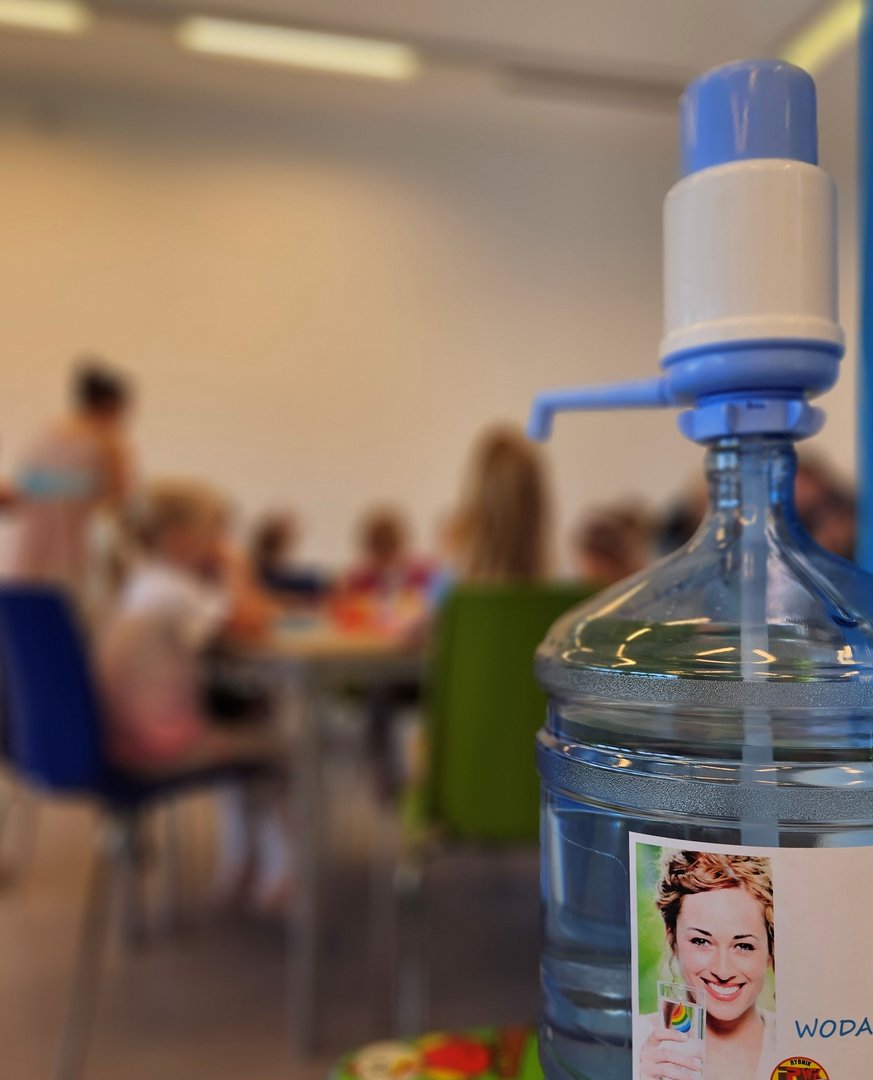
[[0, 586, 108, 793]]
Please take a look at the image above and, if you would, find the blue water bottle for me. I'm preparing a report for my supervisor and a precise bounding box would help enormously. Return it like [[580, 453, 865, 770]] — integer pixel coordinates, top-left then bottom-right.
[[531, 61, 873, 1080]]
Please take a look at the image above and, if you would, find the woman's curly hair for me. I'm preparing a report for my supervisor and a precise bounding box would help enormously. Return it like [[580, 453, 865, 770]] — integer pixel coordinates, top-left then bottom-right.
[[655, 849, 774, 959]]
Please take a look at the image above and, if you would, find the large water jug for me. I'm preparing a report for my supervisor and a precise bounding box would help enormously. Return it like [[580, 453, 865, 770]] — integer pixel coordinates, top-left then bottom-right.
[[531, 60, 873, 1080]]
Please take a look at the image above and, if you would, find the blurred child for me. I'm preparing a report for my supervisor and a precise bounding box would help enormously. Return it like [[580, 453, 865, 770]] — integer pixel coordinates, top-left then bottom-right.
[[571, 505, 653, 588], [345, 506, 432, 597], [656, 477, 707, 556], [100, 479, 290, 912], [340, 507, 433, 797], [250, 510, 328, 603], [807, 489, 856, 560], [5, 360, 134, 603], [796, 453, 857, 560]]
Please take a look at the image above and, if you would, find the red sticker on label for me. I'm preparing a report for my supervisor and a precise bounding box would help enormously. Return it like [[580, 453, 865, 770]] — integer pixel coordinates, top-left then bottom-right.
[[770, 1058, 829, 1080]]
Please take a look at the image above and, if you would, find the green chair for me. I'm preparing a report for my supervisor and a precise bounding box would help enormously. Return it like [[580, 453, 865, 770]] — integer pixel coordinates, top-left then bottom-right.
[[389, 583, 591, 1033]]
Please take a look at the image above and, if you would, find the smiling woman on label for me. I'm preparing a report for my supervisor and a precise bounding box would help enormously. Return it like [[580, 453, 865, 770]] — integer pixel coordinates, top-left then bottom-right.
[[639, 850, 776, 1080]]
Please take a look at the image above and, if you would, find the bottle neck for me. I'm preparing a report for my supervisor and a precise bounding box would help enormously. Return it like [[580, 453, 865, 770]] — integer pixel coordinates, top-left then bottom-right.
[[704, 437, 798, 521]]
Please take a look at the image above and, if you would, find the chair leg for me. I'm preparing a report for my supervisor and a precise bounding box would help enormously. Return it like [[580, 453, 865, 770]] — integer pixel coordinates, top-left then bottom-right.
[[294, 685, 325, 1055], [391, 851, 428, 1037], [366, 811, 395, 1036], [118, 810, 149, 950], [0, 780, 39, 889], [51, 815, 124, 1080], [160, 800, 187, 934], [0, 779, 18, 885]]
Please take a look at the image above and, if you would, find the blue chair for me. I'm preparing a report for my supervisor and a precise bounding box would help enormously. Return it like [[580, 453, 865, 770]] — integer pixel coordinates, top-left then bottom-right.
[[0, 585, 260, 1080]]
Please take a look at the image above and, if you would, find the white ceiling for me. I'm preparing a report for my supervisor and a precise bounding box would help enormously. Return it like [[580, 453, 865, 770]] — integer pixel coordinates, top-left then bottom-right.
[[125, 0, 823, 72], [0, 0, 832, 117]]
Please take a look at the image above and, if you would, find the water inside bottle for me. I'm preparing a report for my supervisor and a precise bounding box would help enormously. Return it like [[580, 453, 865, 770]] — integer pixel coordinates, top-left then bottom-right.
[[538, 691, 873, 1080]]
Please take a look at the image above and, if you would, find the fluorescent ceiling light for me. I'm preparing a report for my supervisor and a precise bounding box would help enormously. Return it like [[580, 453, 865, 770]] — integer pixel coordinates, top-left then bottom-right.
[[177, 16, 420, 82], [779, 0, 863, 74], [0, 0, 91, 34]]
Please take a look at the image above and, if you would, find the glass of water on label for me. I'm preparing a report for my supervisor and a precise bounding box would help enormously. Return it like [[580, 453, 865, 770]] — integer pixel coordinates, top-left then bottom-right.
[[657, 982, 705, 1079]]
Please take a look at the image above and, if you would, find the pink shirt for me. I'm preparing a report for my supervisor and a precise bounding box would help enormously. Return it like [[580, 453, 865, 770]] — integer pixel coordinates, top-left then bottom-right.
[[100, 560, 229, 769]]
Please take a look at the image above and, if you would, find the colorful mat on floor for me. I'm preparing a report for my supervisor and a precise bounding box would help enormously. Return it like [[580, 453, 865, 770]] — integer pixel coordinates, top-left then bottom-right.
[[331, 1026, 541, 1080]]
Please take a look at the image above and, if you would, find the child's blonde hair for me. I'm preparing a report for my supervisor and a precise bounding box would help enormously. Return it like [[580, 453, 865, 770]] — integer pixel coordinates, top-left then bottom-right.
[[134, 479, 227, 551]]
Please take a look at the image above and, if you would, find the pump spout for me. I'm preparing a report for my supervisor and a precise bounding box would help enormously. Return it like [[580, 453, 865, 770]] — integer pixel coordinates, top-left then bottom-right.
[[527, 376, 673, 440]]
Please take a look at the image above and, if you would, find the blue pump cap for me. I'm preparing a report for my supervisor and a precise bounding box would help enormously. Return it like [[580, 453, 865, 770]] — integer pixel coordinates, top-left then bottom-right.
[[680, 59, 818, 176]]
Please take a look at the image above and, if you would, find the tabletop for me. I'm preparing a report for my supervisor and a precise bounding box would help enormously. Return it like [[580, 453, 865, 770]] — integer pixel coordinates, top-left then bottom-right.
[[253, 617, 427, 681]]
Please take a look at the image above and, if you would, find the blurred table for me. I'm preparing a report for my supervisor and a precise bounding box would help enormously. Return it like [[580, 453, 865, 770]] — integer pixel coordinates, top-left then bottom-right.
[[255, 619, 426, 1053], [331, 1025, 541, 1080]]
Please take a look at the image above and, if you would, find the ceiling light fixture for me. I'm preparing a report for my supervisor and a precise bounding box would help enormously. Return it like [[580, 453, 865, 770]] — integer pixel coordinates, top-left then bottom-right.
[[176, 16, 421, 82], [779, 0, 863, 74], [0, 0, 91, 34]]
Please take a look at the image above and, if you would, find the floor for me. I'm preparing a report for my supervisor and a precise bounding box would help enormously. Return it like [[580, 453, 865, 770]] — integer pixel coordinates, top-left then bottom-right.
[[0, 742, 540, 1080]]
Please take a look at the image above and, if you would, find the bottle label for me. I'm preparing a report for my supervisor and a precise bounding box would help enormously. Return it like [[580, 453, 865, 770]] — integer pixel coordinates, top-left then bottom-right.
[[630, 831, 869, 1080]]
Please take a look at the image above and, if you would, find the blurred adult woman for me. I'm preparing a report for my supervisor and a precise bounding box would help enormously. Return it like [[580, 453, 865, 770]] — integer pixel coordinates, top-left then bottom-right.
[[4, 360, 134, 605]]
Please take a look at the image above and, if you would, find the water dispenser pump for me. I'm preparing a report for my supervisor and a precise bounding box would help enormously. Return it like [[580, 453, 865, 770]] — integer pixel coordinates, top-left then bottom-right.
[[529, 59, 843, 447]]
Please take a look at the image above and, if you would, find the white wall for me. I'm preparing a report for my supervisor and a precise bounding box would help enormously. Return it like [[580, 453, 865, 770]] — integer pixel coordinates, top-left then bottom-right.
[[0, 73, 859, 568]]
